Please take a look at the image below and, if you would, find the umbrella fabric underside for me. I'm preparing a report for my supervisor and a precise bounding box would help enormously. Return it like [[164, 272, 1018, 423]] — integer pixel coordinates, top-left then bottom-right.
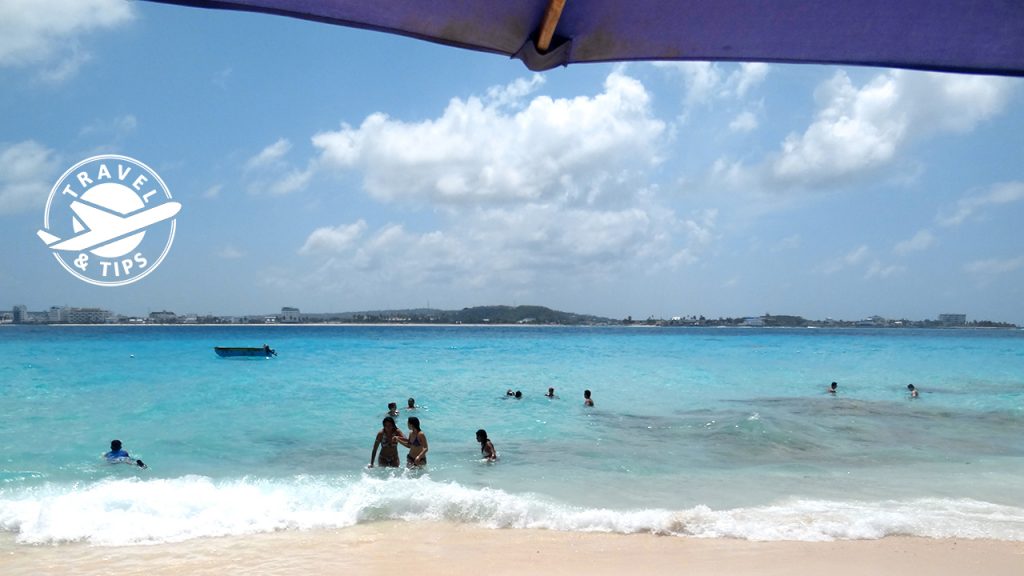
[[143, 0, 1024, 76]]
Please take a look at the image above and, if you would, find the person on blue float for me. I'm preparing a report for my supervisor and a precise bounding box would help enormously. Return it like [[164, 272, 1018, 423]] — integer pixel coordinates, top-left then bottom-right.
[[104, 439, 146, 468]]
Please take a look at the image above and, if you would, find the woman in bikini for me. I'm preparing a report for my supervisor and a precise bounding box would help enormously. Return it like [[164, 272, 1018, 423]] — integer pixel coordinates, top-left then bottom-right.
[[396, 416, 428, 467], [369, 416, 405, 468]]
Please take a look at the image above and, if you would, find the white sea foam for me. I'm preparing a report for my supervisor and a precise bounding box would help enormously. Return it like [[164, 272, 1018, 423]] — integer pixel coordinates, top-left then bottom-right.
[[2, 476, 1023, 546]]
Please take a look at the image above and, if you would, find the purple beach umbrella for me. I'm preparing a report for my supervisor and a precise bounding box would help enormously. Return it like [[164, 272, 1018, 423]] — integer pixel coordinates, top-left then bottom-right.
[[142, 0, 1023, 75]]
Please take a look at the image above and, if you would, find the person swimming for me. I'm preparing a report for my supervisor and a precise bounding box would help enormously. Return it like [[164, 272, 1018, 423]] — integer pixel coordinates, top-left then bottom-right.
[[907, 384, 919, 398], [476, 429, 497, 462], [387, 402, 400, 417], [104, 439, 146, 468], [828, 382, 838, 394], [369, 416, 405, 468], [545, 387, 557, 398], [514, 390, 523, 399], [583, 389, 594, 406], [407, 397, 417, 410]]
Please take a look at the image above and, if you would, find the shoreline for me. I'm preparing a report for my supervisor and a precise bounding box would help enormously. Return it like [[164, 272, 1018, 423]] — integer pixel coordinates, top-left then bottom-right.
[[3, 523, 1022, 576], [0, 323, 1019, 330]]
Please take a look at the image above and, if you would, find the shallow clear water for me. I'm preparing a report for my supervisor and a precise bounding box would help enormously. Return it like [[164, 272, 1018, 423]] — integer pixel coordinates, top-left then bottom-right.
[[1, 325, 1022, 543]]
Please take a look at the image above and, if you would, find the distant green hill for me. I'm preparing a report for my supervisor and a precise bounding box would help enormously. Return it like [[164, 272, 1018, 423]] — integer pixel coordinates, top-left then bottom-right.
[[337, 305, 614, 325]]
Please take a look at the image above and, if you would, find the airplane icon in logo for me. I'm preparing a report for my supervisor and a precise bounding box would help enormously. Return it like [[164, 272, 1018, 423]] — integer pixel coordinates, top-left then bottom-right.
[[37, 198, 182, 253]]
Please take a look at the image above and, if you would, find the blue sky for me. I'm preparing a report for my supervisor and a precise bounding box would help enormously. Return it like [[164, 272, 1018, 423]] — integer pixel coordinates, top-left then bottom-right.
[[2, 1, 1023, 323]]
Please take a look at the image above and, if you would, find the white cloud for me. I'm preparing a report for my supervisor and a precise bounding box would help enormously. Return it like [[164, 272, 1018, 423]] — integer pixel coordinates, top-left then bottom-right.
[[964, 256, 1024, 275], [244, 138, 315, 195], [245, 139, 292, 172], [656, 62, 770, 107], [865, 260, 905, 280], [823, 245, 903, 280], [79, 114, 138, 142], [0, 140, 59, 215], [36, 46, 91, 84], [0, 0, 133, 78], [669, 209, 718, 267], [485, 74, 545, 108], [731, 63, 770, 98], [289, 73, 722, 299], [293, 196, 713, 298], [657, 62, 722, 106], [313, 71, 666, 206], [266, 168, 314, 196], [893, 230, 936, 255], [299, 203, 680, 282], [299, 220, 368, 255], [729, 110, 758, 133], [203, 184, 223, 199], [845, 245, 869, 265], [938, 181, 1024, 227], [767, 70, 1015, 189], [217, 246, 246, 259], [824, 244, 869, 274]]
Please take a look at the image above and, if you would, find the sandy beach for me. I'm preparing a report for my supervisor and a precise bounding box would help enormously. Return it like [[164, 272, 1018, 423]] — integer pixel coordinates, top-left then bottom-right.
[[3, 522, 1021, 576]]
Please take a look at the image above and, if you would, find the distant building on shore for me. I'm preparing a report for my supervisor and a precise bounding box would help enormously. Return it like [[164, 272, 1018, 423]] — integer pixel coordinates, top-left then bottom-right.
[[938, 313, 967, 326], [149, 310, 177, 323], [7, 305, 112, 324], [280, 307, 301, 323], [66, 307, 112, 324], [47, 306, 66, 323]]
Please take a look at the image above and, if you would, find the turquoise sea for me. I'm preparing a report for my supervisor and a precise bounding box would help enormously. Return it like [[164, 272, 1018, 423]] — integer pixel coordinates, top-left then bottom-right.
[[1, 325, 1023, 544]]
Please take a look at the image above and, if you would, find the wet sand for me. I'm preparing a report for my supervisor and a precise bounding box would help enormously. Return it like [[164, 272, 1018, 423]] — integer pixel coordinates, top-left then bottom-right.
[[3, 522, 1022, 576]]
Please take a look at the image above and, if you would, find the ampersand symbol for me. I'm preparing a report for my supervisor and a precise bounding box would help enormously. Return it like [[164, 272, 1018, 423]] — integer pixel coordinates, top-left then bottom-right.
[[74, 253, 89, 271]]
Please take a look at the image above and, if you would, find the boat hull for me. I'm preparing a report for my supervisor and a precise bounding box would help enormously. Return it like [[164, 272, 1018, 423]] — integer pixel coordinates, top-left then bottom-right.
[[214, 347, 275, 358]]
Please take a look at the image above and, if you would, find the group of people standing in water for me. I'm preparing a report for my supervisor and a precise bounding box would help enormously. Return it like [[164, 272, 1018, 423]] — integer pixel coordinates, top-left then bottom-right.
[[371, 398, 429, 468], [369, 387, 595, 469]]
